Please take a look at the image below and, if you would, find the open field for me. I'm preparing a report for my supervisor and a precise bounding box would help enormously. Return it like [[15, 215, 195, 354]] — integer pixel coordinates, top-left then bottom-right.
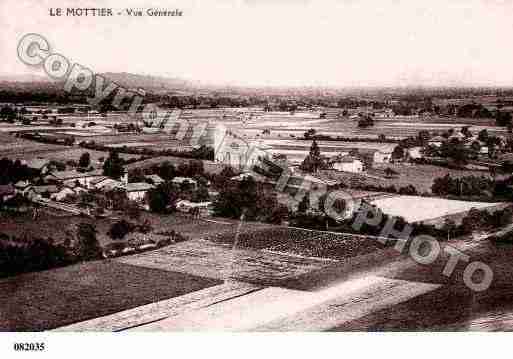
[[41, 148, 142, 164], [116, 238, 334, 283], [371, 195, 502, 223], [0, 133, 141, 163], [0, 260, 220, 331], [318, 163, 493, 194], [224, 111, 508, 140], [0, 132, 64, 159], [326, 240, 513, 331]]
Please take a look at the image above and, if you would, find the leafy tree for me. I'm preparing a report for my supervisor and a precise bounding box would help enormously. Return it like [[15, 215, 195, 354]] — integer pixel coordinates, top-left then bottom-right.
[[496, 111, 512, 127], [304, 128, 316, 139], [392, 146, 405, 160], [191, 184, 210, 203], [299, 140, 325, 173], [297, 195, 310, 213], [103, 151, 124, 179], [148, 182, 178, 213], [478, 129, 489, 143], [130, 167, 146, 183], [76, 223, 101, 260], [357, 116, 374, 128], [108, 220, 133, 240], [461, 126, 472, 138], [79, 152, 91, 168]]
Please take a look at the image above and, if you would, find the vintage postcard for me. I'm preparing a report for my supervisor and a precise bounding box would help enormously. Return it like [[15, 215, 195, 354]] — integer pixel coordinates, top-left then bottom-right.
[[0, 0, 512, 356]]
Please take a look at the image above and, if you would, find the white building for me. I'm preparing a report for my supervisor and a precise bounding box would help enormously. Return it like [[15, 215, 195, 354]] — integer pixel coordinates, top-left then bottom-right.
[[332, 156, 364, 173], [51, 187, 76, 201], [373, 149, 393, 164], [48, 169, 104, 189], [92, 177, 124, 191], [175, 200, 212, 216], [126, 182, 154, 202], [407, 147, 423, 160], [171, 177, 197, 189]]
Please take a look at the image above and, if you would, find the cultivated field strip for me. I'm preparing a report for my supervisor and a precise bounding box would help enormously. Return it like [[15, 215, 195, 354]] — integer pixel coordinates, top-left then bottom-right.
[[129, 276, 441, 331], [52, 281, 260, 332], [115, 238, 334, 282]]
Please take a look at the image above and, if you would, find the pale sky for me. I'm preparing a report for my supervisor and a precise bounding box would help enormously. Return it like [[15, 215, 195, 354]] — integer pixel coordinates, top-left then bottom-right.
[[2, 0, 513, 87]]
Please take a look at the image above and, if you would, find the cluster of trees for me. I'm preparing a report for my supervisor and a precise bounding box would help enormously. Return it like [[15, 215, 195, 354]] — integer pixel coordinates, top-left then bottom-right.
[[81, 141, 214, 162], [0, 222, 101, 278], [432, 174, 493, 197], [19, 132, 75, 146], [456, 104, 493, 118], [103, 151, 125, 179], [0, 158, 40, 185], [291, 195, 513, 243], [108, 219, 152, 240], [213, 176, 289, 224], [357, 115, 375, 128], [431, 174, 513, 200], [147, 179, 210, 213], [349, 179, 420, 196]]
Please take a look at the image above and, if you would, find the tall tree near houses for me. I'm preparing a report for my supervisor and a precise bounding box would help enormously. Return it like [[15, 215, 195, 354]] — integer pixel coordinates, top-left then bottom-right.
[[300, 140, 324, 173], [79, 152, 91, 168], [297, 195, 310, 213], [103, 151, 124, 179]]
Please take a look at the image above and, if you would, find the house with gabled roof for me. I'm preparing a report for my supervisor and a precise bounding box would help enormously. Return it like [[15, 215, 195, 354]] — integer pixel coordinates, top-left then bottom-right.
[[46, 169, 104, 188], [126, 182, 154, 202]]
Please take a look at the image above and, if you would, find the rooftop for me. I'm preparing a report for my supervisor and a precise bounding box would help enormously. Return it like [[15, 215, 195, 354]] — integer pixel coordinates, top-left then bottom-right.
[[171, 177, 197, 184], [51, 169, 103, 180], [25, 159, 49, 169], [126, 182, 155, 192]]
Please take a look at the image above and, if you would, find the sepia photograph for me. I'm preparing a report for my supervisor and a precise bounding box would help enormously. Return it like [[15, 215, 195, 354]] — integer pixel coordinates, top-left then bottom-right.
[[1, 0, 513, 356]]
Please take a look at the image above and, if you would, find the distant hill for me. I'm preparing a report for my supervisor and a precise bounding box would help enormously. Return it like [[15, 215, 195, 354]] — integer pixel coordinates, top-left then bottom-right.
[[0, 72, 197, 93], [98, 72, 197, 93]]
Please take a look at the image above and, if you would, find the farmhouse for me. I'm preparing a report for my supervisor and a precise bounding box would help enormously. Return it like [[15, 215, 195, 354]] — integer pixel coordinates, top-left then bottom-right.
[[50, 187, 76, 201], [14, 180, 32, 194], [47, 169, 104, 188], [171, 177, 197, 189], [373, 149, 393, 164], [428, 136, 444, 147], [126, 182, 154, 202], [331, 156, 363, 173], [175, 200, 212, 217], [92, 177, 124, 191], [144, 174, 164, 185], [406, 147, 423, 160]]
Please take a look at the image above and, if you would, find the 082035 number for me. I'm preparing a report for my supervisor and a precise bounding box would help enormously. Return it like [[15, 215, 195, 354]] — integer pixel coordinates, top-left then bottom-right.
[[13, 342, 45, 351]]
